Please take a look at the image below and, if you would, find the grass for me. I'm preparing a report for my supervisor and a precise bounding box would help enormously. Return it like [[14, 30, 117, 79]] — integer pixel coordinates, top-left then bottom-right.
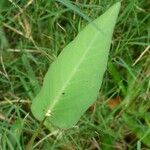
[[0, 0, 150, 149]]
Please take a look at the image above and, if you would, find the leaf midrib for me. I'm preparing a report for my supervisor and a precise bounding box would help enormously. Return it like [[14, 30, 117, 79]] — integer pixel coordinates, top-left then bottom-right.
[[46, 32, 100, 116]]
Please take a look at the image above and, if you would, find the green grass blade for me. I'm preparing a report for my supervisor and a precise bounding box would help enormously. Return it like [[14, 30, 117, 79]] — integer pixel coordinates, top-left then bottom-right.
[[56, 0, 92, 23], [123, 114, 150, 147], [56, 0, 105, 35]]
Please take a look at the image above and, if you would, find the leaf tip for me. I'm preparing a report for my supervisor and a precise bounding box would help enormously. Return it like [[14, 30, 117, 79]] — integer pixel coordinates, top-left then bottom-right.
[[114, 1, 121, 12]]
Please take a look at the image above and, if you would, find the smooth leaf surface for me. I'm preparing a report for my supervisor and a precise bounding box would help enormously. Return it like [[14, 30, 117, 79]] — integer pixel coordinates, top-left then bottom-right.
[[31, 2, 121, 129]]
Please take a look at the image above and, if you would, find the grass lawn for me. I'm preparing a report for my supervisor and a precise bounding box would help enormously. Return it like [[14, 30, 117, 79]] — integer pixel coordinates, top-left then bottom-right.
[[0, 0, 150, 149]]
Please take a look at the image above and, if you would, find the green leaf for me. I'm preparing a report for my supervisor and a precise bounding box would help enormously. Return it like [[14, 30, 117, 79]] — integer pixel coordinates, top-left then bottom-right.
[[31, 2, 121, 129]]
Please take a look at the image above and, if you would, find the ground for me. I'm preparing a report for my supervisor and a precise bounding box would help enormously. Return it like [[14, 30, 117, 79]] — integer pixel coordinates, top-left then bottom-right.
[[0, 0, 150, 149]]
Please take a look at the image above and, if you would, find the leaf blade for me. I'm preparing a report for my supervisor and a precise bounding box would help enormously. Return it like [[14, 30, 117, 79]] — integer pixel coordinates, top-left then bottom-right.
[[31, 2, 121, 129]]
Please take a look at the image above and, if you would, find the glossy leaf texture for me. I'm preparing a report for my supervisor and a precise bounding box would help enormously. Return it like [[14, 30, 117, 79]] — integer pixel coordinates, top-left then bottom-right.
[[31, 2, 121, 129]]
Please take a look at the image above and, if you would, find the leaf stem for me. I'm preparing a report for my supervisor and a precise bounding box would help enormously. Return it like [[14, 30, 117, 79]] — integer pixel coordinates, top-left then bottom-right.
[[25, 116, 47, 150]]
